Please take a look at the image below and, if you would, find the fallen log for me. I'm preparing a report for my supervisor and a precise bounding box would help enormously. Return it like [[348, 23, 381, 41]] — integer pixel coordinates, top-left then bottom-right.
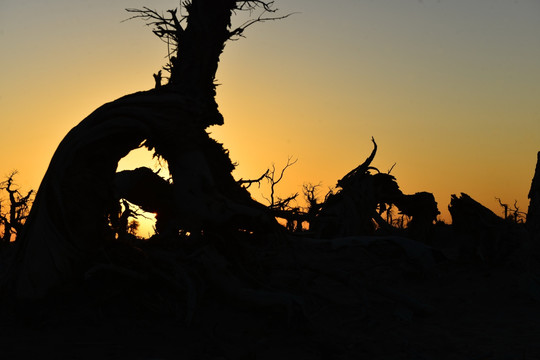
[[449, 193, 520, 264], [310, 139, 439, 239]]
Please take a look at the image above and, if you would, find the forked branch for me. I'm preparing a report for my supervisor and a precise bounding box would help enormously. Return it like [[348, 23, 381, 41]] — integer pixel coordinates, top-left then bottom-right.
[[263, 157, 298, 209], [238, 169, 269, 189]]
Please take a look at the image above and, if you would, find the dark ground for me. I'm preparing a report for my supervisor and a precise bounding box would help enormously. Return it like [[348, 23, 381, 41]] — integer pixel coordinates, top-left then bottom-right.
[[1, 230, 540, 360]]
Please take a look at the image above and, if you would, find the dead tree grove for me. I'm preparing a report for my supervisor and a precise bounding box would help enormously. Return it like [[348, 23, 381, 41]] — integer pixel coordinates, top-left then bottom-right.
[[1, 6, 540, 357]]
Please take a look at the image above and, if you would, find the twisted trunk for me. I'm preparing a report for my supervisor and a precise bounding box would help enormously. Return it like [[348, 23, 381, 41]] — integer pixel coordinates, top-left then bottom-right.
[[11, 90, 265, 298], [7, 0, 252, 299], [168, 0, 237, 126]]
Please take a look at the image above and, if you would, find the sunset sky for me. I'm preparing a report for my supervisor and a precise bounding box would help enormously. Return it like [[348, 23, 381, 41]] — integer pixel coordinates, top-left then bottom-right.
[[1, 0, 539, 233]]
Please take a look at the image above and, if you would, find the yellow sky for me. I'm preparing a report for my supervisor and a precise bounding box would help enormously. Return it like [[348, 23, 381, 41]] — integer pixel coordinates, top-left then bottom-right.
[[1, 0, 539, 231]]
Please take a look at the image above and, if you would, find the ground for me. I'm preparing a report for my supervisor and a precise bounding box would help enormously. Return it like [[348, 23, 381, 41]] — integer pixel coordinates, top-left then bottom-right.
[[1, 232, 539, 360]]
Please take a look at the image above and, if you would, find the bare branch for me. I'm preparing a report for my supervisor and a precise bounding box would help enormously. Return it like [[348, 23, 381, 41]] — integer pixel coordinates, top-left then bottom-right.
[[302, 182, 323, 216], [238, 169, 269, 189], [235, 1, 278, 13], [264, 157, 298, 208], [337, 137, 378, 189], [124, 6, 186, 74], [495, 197, 509, 220], [229, 11, 297, 40], [273, 193, 299, 211]]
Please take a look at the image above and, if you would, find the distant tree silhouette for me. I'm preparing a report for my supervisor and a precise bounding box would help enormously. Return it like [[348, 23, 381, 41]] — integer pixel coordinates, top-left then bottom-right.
[[153, 70, 162, 89], [301, 182, 324, 229], [496, 197, 526, 223], [262, 157, 298, 210], [127, 218, 140, 236], [0, 172, 33, 244]]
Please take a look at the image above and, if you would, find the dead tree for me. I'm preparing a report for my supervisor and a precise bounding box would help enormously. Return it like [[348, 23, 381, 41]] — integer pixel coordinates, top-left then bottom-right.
[[449, 193, 522, 264], [263, 157, 299, 210], [299, 182, 323, 230], [0, 172, 34, 244], [258, 158, 306, 231], [496, 197, 510, 220], [8, 1, 285, 298], [310, 138, 439, 239], [1, 4, 449, 330], [496, 197, 525, 224], [125, 2, 291, 126]]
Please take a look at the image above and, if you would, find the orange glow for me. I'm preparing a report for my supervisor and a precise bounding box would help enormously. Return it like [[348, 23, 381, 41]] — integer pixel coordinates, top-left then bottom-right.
[[1, 1, 539, 225]]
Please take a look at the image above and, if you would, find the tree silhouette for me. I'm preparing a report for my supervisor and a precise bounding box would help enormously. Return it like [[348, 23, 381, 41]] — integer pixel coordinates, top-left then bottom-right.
[[2, 5, 540, 359], [125, 2, 291, 126], [0, 172, 34, 244], [2, 4, 540, 359], [9, 0, 286, 298]]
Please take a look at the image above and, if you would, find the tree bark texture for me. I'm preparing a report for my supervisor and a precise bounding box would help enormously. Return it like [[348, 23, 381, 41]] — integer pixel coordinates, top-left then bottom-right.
[[169, 0, 236, 124]]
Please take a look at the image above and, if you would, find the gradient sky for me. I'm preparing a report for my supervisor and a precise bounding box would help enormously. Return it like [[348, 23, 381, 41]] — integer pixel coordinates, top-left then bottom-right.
[[1, 0, 539, 232]]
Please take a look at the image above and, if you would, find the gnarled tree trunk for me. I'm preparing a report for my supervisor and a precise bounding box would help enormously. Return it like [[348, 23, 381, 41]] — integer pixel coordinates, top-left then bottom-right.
[[11, 89, 266, 298], [7, 0, 277, 299]]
